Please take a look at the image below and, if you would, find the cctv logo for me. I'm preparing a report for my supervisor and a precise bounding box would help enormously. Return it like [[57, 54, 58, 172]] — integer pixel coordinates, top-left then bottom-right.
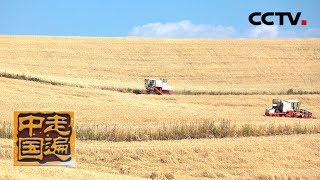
[[249, 12, 307, 26]]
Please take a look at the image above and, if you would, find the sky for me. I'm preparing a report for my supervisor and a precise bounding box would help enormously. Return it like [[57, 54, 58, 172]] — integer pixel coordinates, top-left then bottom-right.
[[0, 0, 319, 38]]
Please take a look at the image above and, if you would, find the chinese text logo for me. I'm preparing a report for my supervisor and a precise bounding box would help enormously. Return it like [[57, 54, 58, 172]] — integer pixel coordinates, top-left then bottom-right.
[[14, 112, 75, 166]]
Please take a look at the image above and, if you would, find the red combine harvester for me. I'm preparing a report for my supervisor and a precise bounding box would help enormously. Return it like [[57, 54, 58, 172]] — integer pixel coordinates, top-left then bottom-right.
[[265, 99, 312, 118], [141, 78, 173, 95]]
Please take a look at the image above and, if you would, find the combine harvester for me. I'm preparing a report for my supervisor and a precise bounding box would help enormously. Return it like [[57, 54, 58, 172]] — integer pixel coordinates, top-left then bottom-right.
[[140, 78, 173, 95], [265, 99, 312, 118]]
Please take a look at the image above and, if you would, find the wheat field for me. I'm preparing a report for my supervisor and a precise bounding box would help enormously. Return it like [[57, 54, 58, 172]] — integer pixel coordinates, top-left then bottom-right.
[[1, 135, 320, 179], [1, 36, 319, 92], [0, 36, 320, 179]]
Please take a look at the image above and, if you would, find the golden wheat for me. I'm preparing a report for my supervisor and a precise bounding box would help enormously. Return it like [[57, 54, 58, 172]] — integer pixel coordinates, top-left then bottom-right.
[[1, 134, 320, 179], [0, 77, 319, 129], [1, 36, 320, 179], [0, 36, 319, 93]]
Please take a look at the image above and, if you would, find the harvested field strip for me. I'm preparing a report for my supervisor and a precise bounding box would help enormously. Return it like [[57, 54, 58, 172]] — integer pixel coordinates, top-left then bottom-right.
[[0, 71, 133, 92], [2, 120, 320, 141], [1, 71, 319, 95], [0, 71, 70, 86]]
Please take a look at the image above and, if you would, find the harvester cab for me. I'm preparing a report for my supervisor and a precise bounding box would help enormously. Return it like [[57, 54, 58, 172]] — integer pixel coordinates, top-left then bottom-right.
[[265, 99, 312, 118], [142, 78, 173, 95]]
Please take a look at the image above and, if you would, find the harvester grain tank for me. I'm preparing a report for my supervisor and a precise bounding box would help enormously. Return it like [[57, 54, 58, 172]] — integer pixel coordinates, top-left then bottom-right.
[[265, 99, 312, 118]]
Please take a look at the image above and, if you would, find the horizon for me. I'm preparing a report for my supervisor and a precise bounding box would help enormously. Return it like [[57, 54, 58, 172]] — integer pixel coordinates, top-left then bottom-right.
[[1, 34, 320, 40]]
